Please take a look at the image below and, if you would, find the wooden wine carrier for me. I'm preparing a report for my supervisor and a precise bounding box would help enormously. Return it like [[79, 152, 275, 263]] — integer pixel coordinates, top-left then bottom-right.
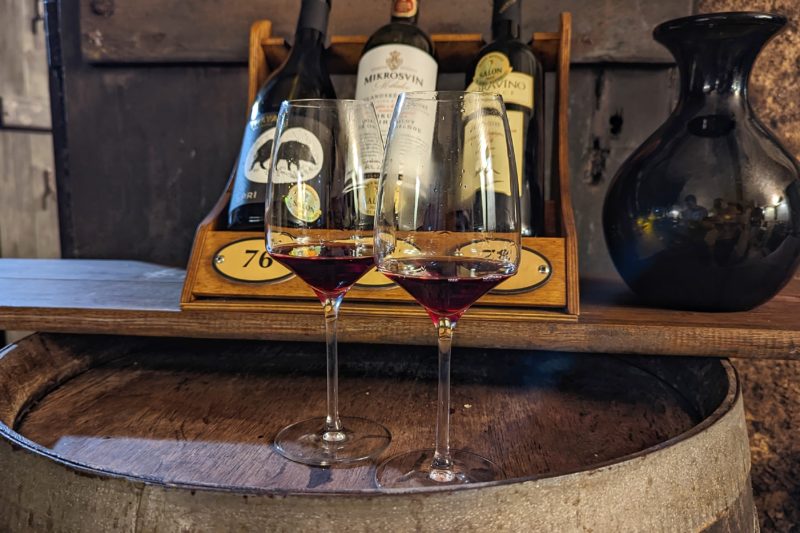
[[181, 13, 579, 322]]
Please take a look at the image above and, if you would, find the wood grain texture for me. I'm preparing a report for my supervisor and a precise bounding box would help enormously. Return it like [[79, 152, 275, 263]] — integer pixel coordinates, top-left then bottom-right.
[[0, 0, 50, 130], [15, 338, 699, 490], [0, 0, 60, 345], [0, 132, 59, 259], [1, 259, 800, 359], [0, 0, 59, 260], [78, 0, 693, 64], [555, 13, 580, 315], [0, 333, 755, 531]]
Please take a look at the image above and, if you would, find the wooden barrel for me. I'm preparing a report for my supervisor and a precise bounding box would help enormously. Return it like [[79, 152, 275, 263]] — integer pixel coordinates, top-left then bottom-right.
[[0, 334, 756, 532]]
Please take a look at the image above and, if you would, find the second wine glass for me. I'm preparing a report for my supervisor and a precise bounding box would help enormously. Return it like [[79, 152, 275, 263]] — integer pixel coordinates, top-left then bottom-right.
[[266, 99, 391, 466], [374, 91, 522, 487]]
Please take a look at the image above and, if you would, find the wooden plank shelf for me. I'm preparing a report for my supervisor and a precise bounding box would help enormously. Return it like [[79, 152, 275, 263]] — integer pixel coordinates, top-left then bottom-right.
[[0, 259, 798, 360]]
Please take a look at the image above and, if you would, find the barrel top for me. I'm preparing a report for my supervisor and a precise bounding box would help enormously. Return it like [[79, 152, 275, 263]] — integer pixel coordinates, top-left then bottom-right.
[[1, 334, 736, 495]]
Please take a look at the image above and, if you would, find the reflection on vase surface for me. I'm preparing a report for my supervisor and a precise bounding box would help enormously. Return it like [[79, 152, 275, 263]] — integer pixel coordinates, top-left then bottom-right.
[[603, 12, 800, 311]]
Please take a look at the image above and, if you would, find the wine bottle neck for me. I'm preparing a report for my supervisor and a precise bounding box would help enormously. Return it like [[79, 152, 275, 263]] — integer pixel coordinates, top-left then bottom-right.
[[293, 28, 326, 49], [492, 0, 521, 40], [288, 0, 329, 60], [391, 0, 420, 24], [295, 0, 330, 39]]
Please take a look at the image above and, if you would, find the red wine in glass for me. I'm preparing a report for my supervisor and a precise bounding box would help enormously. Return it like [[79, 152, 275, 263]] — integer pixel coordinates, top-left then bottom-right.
[[380, 257, 514, 323], [373, 91, 522, 487], [270, 242, 375, 300], [266, 99, 390, 467]]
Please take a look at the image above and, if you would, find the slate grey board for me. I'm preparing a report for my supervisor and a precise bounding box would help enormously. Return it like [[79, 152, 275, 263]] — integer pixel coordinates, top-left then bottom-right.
[[79, 0, 692, 64]]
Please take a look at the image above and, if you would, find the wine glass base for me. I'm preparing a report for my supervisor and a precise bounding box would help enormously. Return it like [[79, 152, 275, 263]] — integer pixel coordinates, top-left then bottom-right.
[[273, 416, 391, 466], [375, 449, 504, 488]]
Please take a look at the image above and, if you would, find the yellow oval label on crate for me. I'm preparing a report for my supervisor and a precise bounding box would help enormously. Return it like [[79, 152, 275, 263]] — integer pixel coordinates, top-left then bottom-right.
[[355, 267, 396, 289], [492, 247, 552, 294], [451, 241, 551, 295], [354, 238, 423, 289], [212, 238, 293, 283]]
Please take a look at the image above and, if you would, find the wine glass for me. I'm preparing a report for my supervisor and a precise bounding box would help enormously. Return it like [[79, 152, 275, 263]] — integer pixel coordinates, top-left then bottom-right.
[[266, 99, 391, 465], [374, 91, 521, 487]]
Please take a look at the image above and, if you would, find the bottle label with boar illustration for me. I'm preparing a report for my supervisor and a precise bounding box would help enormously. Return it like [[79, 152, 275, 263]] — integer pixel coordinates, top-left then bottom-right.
[[230, 111, 279, 211], [270, 117, 330, 226], [269, 127, 325, 185], [231, 111, 328, 226]]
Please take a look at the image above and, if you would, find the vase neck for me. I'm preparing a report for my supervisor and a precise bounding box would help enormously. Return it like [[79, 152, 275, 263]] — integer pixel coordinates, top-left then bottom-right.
[[655, 13, 785, 107]]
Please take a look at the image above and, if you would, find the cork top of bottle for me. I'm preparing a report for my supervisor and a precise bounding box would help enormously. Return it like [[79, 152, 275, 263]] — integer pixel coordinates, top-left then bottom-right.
[[392, 0, 418, 19]]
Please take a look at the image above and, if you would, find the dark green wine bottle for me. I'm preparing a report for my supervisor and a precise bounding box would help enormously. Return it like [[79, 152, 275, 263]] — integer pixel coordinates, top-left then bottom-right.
[[227, 0, 336, 230], [465, 0, 544, 236]]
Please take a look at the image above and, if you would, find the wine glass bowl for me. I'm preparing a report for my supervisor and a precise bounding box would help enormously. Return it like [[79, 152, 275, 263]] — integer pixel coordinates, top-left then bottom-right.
[[374, 91, 522, 487], [265, 99, 391, 466]]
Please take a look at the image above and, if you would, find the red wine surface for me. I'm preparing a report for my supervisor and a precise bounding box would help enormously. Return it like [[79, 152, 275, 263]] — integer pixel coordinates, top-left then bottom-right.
[[379, 257, 514, 323], [270, 242, 374, 300]]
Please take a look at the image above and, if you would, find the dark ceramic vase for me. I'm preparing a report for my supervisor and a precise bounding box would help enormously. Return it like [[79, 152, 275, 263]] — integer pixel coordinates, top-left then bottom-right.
[[603, 12, 800, 311]]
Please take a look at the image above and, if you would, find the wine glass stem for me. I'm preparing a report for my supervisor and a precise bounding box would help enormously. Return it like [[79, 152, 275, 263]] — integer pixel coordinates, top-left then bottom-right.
[[431, 317, 455, 481], [322, 295, 345, 441]]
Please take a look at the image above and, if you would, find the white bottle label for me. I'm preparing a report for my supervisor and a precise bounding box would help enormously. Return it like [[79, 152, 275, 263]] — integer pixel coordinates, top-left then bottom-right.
[[345, 108, 385, 216], [467, 52, 534, 189], [381, 98, 437, 231], [355, 44, 438, 139]]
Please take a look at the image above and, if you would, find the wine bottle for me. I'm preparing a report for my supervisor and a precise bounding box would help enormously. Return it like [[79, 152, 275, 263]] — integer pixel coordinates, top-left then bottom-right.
[[465, 0, 544, 236], [355, 0, 438, 140], [227, 0, 336, 230]]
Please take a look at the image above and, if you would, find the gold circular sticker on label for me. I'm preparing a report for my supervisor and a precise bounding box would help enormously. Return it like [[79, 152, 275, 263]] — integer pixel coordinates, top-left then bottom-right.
[[362, 178, 379, 217], [473, 52, 513, 85], [285, 183, 321, 223]]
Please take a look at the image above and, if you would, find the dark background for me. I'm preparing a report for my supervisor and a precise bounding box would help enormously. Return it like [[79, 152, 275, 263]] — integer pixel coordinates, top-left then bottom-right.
[[48, 0, 692, 276]]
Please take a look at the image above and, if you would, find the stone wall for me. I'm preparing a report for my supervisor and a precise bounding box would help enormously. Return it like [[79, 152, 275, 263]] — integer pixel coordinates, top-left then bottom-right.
[[695, 2, 800, 529]]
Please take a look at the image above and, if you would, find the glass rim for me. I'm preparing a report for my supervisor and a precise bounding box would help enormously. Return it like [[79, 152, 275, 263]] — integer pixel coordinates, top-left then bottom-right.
[[398, 90, 504, 102], [279, 98, 374, 109]]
